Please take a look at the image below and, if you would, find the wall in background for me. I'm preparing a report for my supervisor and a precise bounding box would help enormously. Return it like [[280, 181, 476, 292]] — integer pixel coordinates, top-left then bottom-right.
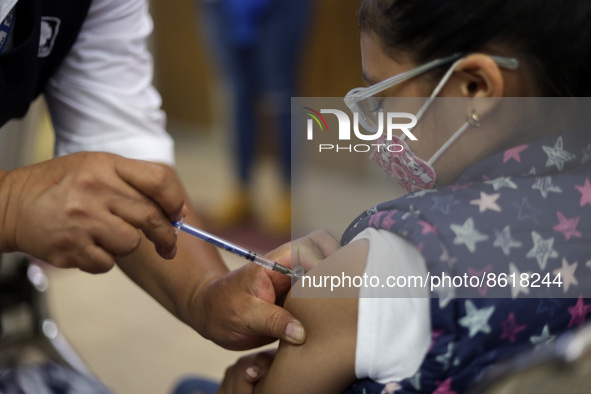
[[151, 0, 363, 131], [151, 0, 216, 129]]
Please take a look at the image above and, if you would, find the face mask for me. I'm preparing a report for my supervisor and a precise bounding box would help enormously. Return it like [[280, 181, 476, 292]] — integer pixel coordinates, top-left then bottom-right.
[[370, 58, 474, 193], [371, 133, 437, 193]]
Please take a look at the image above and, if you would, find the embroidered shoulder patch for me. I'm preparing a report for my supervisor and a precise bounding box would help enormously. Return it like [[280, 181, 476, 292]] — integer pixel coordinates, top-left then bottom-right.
[[38, 16, 61, 58]]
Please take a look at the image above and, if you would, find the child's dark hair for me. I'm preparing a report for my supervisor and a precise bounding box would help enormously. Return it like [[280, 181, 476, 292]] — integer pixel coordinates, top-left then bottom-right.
[[358, 0, 591, 96]]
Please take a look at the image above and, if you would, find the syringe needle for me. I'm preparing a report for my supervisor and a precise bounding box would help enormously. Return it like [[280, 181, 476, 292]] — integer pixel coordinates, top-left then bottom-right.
[[172, 220, 300, 278]]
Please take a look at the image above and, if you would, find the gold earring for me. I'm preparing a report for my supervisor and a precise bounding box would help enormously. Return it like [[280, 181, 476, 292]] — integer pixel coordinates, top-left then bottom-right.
[[467, 109, 481, 127]]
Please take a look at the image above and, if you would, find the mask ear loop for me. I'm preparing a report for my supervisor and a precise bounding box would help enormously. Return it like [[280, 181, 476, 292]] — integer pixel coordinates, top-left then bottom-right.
[[401, 56, 479, 166], [427, 122, 470, 165], [401, 58, 466, 143], [427, 109, 482, 166]]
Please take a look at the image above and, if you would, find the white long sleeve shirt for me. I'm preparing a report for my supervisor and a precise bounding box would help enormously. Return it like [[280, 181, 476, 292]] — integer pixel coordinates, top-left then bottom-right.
[[4, 0, 175, 165]]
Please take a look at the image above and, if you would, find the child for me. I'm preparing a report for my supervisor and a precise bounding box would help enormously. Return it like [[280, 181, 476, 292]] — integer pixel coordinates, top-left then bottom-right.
[[215, 0, 591, 392]]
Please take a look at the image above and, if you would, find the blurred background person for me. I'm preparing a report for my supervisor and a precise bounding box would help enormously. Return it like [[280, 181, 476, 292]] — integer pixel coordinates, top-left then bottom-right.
[[196, 0, 311, 235]]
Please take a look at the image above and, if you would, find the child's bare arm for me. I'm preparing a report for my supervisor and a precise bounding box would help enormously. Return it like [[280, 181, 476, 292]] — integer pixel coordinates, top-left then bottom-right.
[[253, 239, 370, 394]]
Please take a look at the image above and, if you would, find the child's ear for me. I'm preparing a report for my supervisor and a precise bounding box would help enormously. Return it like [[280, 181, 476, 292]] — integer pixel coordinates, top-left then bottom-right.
[[455, 54, 504, 98], [454, 54, 504, 117]]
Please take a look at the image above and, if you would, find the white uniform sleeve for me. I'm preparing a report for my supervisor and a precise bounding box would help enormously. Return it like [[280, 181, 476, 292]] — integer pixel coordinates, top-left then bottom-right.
[[44, 0, 175, 165], [353, 228, 431, 384]]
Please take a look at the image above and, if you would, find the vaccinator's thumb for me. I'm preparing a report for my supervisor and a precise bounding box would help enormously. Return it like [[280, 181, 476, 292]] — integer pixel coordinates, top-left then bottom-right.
[[249, 301, 306, 345]]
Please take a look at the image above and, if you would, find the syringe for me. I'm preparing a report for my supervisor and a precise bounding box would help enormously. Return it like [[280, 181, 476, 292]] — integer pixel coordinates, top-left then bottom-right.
[[172, 219, 301, 278]]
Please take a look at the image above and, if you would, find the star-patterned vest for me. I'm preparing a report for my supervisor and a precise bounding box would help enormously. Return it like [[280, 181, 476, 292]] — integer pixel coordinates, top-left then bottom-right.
[[341, 131, 591, 393]]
